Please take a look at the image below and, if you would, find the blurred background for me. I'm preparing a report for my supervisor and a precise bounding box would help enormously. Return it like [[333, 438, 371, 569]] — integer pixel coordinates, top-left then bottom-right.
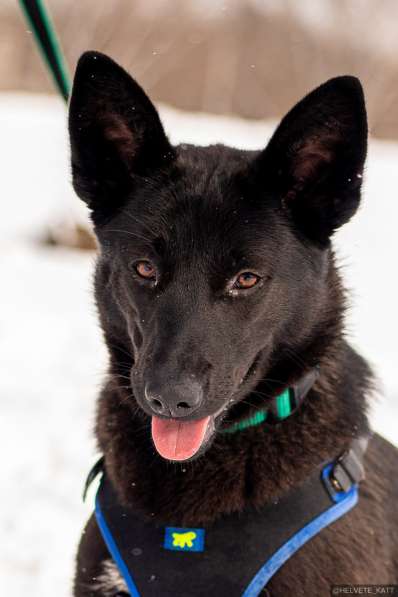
[[4, 0, 398, 138], [1, 1, 397, 595]]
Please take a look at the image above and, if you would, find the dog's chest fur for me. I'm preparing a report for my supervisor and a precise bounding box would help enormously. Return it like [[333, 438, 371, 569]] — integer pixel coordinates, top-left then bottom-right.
[[91, 560, 127, 596]]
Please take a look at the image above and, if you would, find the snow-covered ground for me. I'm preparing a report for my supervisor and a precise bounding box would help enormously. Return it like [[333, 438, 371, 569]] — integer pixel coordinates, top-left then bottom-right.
[[0, 93, 397, 596]]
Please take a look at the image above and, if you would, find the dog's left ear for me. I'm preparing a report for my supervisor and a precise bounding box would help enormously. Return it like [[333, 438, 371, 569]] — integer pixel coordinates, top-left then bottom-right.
[[256, 76, 367, 243], [68, 51, 175, 220]]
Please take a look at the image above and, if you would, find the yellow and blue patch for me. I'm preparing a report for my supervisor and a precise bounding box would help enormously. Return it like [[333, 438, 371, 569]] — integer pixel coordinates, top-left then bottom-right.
[[164, 527, 205, 552]]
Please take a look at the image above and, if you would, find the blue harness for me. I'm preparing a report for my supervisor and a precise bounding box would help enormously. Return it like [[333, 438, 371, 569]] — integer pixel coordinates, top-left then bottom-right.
[[88, 437, 367, 597]]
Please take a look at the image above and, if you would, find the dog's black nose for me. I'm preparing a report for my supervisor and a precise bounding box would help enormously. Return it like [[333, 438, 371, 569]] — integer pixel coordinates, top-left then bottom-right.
[[144, 377, 203, 418]]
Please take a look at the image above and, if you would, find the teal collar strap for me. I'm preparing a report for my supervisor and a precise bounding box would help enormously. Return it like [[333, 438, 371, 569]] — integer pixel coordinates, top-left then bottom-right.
[[222, 368, 319, 435]]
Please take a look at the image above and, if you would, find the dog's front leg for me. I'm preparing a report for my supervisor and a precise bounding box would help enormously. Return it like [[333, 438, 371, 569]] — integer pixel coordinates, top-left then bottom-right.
[[73, 515, 129, 597]]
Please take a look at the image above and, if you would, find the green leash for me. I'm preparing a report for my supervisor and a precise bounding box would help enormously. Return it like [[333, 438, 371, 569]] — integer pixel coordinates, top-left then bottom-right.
[[19, 0, 71, 102]]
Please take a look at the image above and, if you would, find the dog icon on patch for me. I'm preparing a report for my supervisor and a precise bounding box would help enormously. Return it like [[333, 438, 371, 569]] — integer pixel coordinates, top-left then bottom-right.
[[164, 527, 205, 552], [172, 531, 197, 549]]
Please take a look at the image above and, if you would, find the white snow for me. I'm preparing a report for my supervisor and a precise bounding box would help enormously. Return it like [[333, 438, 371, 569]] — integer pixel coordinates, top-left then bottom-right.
[[0, 93, 397, 596]]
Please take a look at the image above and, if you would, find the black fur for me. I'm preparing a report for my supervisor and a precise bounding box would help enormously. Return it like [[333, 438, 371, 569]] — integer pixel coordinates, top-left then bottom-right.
[[70, 52, 398, 596]]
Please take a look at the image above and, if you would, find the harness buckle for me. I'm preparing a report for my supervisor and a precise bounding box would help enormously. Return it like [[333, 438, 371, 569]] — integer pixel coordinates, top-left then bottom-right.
[[323, 436, 368, 501], [332, 446, 365, 492]]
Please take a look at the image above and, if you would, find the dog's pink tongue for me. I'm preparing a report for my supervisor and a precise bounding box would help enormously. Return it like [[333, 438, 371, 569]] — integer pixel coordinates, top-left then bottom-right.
[[151, 416, 210, 461]]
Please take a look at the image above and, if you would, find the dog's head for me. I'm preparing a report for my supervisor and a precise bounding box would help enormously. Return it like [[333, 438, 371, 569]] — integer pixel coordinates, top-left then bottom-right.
[[69, 52, 367, 462]]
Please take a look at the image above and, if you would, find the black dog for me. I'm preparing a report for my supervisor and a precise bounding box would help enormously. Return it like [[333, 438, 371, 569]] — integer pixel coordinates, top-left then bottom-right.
[[69, 52, 398, 596]]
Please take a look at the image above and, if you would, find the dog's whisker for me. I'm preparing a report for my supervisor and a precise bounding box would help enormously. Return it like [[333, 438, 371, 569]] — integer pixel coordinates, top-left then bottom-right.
[[106, 342, 134, 360], [283, 347, 311, 369], [122, 210, 158, 236], [109, 374, 133, 384], [254, 376, 288, 386], [109, 373, 131, 381]]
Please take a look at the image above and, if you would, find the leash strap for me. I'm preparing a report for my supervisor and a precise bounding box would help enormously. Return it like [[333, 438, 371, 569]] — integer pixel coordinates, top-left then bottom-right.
[[19, 0, 70, 101], [87, 436, 367, 597]]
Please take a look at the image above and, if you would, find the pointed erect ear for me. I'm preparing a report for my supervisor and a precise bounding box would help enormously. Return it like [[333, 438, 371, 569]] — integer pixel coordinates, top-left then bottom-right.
[[68, 52, 175, 218], [256, 76, 368, 243]]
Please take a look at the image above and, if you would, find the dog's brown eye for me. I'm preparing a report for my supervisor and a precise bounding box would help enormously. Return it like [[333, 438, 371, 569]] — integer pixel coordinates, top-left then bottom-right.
[[134, 260, 156, 281], [234, 272, 260, 289]]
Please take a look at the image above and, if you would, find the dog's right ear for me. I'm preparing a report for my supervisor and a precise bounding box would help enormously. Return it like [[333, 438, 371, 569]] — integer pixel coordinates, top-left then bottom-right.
[[68, 52, 175, 221]]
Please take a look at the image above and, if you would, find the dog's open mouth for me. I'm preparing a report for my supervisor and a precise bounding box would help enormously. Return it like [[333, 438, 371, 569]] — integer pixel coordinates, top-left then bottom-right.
[[150, 356, 262, 461], [151, 415, 214, 461]]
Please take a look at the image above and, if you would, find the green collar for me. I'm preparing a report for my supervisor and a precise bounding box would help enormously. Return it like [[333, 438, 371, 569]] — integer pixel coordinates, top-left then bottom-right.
[[222, 368, 319, 435]]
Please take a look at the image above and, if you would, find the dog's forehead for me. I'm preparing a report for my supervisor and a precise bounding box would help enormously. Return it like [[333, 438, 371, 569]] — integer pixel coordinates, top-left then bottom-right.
[[143, 144, 258, 220], [101, 143, 284, 264], [175, 142, 253, 182]]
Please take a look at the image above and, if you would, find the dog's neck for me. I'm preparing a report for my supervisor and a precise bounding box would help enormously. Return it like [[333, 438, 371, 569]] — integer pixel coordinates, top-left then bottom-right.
[[96, 337, 371, 527]]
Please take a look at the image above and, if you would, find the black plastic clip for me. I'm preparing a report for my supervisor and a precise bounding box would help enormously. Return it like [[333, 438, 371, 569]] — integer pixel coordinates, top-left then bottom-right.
[[331, 446, 366, 492], [323, 436, 369, 500]]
